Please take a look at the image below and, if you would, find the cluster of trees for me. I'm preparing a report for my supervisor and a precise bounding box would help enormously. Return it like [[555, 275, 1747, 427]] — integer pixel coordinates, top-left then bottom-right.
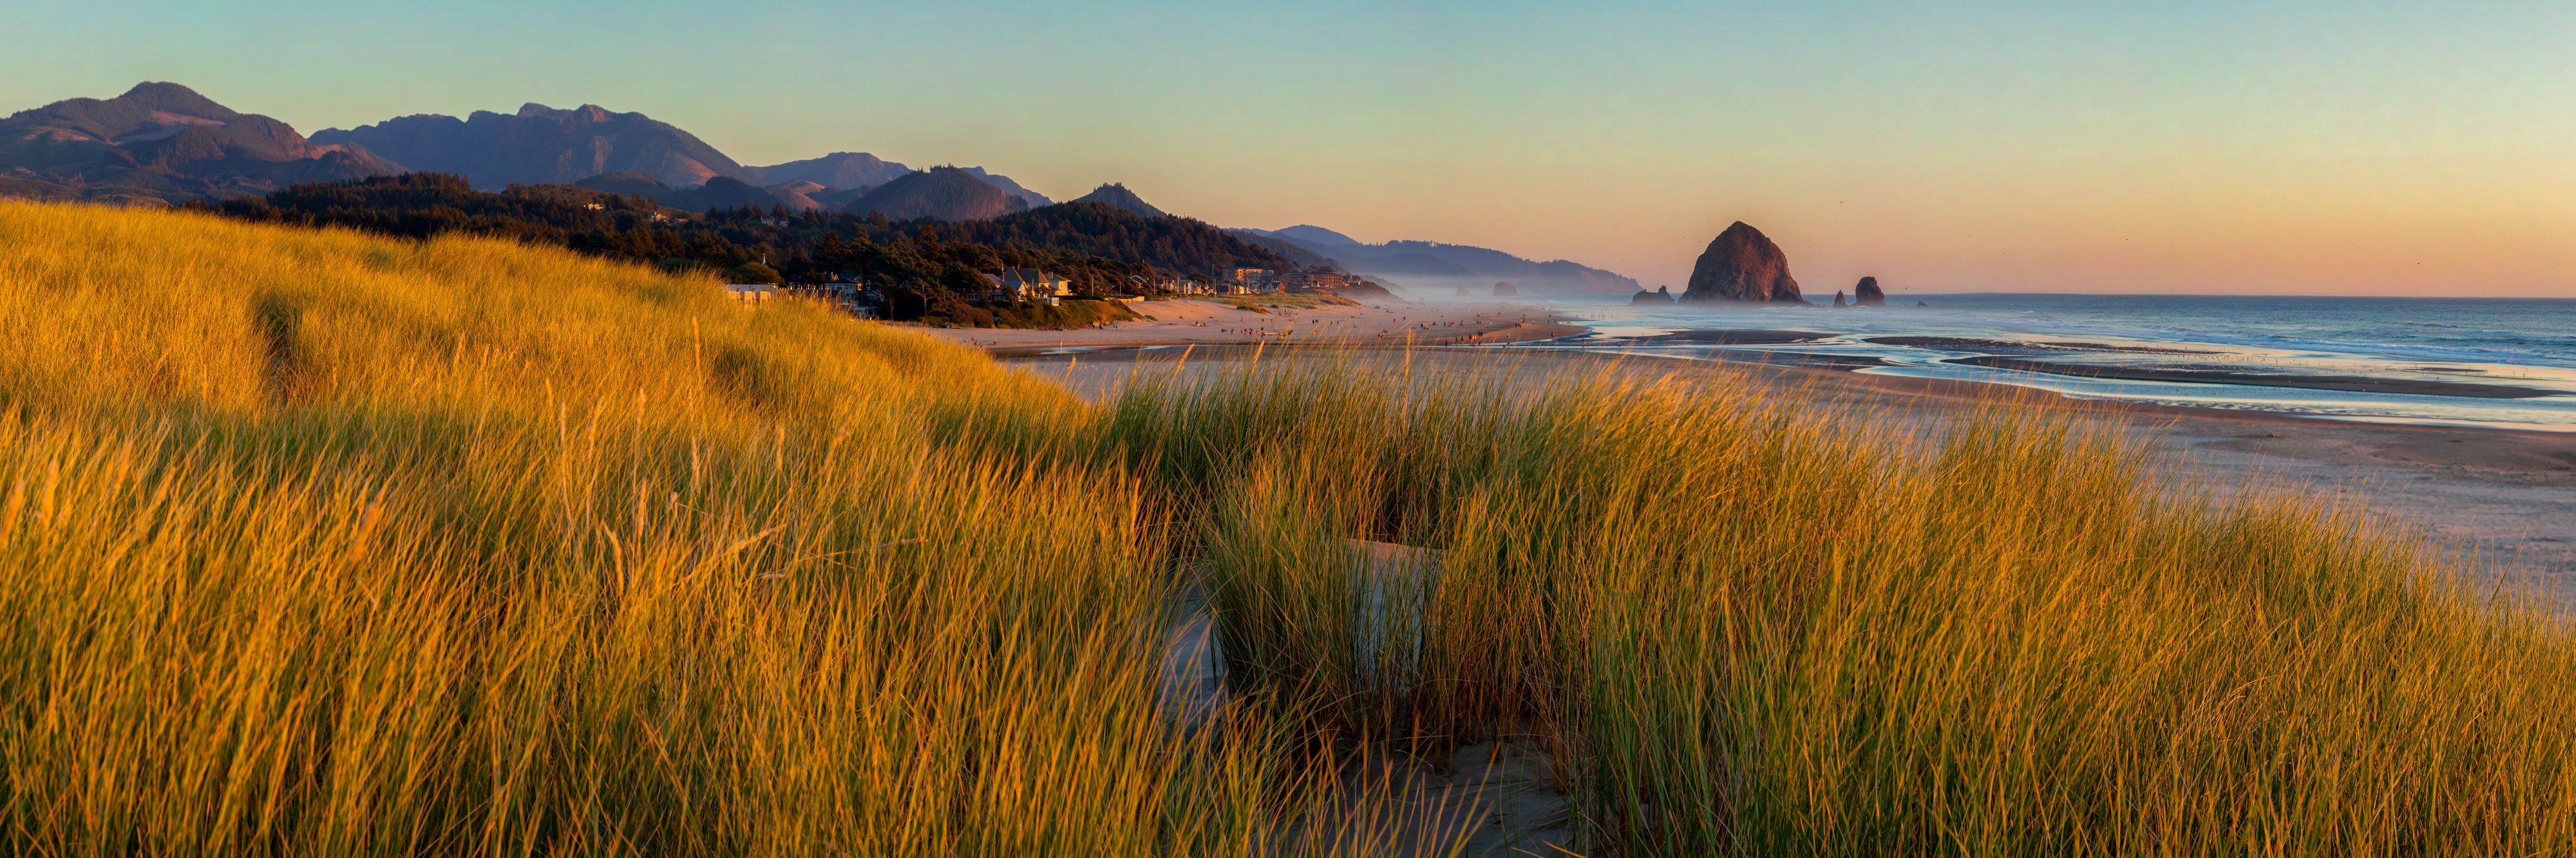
[[200, 173, 1302, 322]]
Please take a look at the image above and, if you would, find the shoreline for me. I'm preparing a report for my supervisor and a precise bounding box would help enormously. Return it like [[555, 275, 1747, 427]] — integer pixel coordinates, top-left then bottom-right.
[[1947, 354, 2560, 399], [956, 308, 2576, 433]]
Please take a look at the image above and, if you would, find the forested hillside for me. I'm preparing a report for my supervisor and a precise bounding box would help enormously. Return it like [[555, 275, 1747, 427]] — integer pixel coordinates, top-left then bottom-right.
[[205, 174, 1295, 322]]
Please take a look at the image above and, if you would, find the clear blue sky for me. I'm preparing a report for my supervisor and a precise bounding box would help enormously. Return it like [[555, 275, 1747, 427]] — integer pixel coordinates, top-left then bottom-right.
[[10, 1, 2572, 295]]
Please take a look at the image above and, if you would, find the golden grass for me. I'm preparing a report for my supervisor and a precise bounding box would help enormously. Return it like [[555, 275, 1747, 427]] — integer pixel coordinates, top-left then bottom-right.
[[0, 202, 1362, 855], [4, 200, 2572, 855], [1109, 356, 2576, 855], [1201, 294, 1361, 314]]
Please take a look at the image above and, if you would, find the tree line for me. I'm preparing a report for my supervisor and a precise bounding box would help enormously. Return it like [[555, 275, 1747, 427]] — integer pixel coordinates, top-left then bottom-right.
[[196, 173, 1299, 322]]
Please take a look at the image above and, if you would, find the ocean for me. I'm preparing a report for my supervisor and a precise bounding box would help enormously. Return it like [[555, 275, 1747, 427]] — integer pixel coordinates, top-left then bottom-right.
[[1511, 294, 2576, 431]]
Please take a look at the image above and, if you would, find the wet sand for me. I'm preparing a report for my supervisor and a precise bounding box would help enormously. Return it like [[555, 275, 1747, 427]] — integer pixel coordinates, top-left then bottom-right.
[[1952, 354, 2560, 399]]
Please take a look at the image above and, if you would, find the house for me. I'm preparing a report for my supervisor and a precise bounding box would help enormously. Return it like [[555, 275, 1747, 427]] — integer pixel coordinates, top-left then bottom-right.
[[1130, 275, 1206, 295], [723, 284, 775, 304], [997, 268, 1072, 305]]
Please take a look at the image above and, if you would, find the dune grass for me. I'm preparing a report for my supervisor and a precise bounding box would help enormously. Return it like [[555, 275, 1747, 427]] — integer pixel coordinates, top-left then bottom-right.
[[3, 200, 2572, 855], [1109, 357, 2576, 855], [0, 201, 1397, 856], [1204, 294, 1361, 314]]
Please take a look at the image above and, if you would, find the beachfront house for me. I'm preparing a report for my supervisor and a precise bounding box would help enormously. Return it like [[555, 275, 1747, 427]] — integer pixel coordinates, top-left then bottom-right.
[[997, 268, 1072, 305], [722, 284, 774, 304], [1217, 268, 1273, 295], [1132, 275, 1208, 295]]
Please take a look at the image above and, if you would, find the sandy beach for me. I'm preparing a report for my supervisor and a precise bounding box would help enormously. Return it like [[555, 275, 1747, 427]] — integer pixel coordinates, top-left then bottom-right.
[[913, 297, 1582, 351], [1005, 344, 2576, 602]]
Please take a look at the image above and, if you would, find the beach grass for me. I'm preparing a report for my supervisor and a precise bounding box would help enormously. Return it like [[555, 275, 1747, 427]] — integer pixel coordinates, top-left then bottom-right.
[[4, 200, 2571, 855], [1106, 357, 2576, 855], [1201, 293, 1361, 314]]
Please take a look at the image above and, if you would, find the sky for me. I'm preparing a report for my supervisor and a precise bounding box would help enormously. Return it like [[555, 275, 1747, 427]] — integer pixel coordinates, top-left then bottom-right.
[[9, 1, 2573, 296]]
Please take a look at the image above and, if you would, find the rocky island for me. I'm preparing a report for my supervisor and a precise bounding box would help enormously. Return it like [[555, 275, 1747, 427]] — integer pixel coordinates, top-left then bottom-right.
[[1681, 221, 1805, 304], [1854, 276, 1887, 306]]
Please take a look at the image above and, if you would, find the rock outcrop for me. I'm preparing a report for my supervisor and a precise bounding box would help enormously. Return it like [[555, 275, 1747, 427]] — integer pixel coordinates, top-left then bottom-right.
[[1630, 286, 1676, 305], [1832, 290, 1847, 308], [1680, 221, 1803, 303], [1854, 276, 1886, 306], [1491, 281, 1520, 297]]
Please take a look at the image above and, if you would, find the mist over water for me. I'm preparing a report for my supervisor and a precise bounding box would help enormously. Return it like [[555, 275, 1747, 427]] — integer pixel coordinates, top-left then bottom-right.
[[1510, 294, 2576, 431]]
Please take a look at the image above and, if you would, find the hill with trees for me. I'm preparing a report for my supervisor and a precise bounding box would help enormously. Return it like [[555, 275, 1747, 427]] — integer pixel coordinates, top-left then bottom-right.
[[652, 176, 786, 212], [572, 171, 671, 197], [1070, 183, 1166, 218], [204, 173, 1296, 324], [934, 201, 1288, 275], [841, 166, 1025, 221]]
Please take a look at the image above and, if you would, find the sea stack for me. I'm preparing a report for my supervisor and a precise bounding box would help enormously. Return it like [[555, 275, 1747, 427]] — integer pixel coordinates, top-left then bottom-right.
[[1854, 276, 1886, 307], [1680, 221, 1803, 303], [1492, 281, 1520, 297], [1630, 285, 1676, 305], [1832, 290, 1847, 308], [1454, 283, 1473, 297]]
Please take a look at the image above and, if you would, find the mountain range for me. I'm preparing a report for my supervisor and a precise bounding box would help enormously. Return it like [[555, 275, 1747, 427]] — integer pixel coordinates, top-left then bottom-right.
[[0, 82, 398, 205], [1, 82, 1640, 290], [310, 102, 1053, 212], [311, 102, 754, 189]]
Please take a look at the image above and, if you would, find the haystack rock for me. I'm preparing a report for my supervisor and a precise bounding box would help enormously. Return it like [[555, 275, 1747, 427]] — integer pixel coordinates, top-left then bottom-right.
[[1631, 286, 1675, 305], [1680, 221, 1803, 303], [1854, 276, 1886, 307], [1455, 283, 1473, 296], [1492, 281, 1520, 297]]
